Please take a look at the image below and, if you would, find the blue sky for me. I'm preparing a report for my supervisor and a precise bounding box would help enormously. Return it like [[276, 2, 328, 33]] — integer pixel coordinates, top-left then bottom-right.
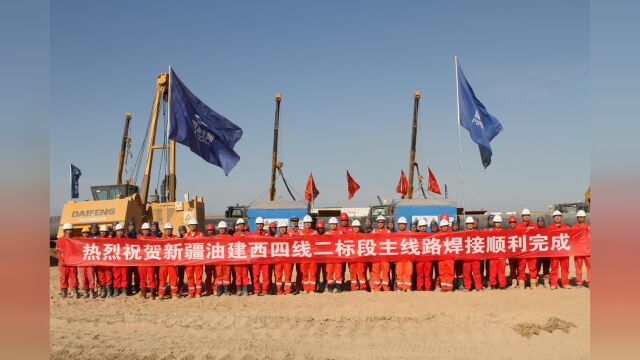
[[49, 0, 589, 215]]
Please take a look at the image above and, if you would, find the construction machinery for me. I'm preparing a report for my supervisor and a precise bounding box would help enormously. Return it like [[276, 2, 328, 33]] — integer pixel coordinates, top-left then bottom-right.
[[57, 72, 204, 237]]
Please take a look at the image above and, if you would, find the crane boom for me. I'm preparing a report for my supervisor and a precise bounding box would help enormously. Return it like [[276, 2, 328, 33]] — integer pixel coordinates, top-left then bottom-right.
[[407, 90, 420, 199], [116, 112, 132, 185]]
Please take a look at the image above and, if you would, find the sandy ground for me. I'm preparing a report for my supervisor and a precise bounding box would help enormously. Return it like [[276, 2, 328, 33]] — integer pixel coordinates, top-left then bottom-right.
[[50, 265, 590, 360]]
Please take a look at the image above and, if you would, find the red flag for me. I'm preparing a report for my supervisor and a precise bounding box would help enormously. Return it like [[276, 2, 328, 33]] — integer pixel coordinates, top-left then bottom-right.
[[427, 167, 441, 194], [396, 170, 409, 199], [346, 171, 361, 200], [305, 172, 320, 202]]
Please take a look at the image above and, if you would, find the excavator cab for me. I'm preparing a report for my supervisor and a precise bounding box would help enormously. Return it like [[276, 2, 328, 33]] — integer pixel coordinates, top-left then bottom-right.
[[91, 184, 139, 201]]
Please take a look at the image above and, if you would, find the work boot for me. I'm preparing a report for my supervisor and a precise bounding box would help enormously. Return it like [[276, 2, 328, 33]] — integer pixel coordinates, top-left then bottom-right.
[[150, 289, 157, 300], [112, 287, 120, 297], [542, 277, 549, 288], [563, 284, 573, 289], [84, 289, 91, 298], [71, 286, 79, 299], [335, 284, 343, 293], [223, 285, 230, 296], [99, 286, 107, 298], [327, 284, 335, 293], [107, 285, 114, 297], [530, 279, 538, 289], [89, 289, 96, 299], [122, 287, 129, 296], [237, 285, 244, 296], [140, 287, 147, 299], [216, 285, 223, 297], [60, 288, 68, 299]]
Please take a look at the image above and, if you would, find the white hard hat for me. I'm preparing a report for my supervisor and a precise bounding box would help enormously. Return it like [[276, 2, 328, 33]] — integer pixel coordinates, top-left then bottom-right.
[[188, 218, 199, 225], [99, 225, 109, 232], [217, 221, 228, 228], [278, 220, 288, 228], [418, 218, 427, 227], [552, 210, 562, 217], [577, 210, 586, 217], [303, 215, 313, 223], [328, 217, 338, 224], [376, 215, 386, 222], [397, 217, 407, 224], [62, 223, 73, 230], [236, 218, 245, 225], [439, 219, 450, 227], [465, 216, 475, 224], [493, 215, 503, 223], [163, 222, 173, 229], [352, 219, 361, 227], [115, 223, 125, 231], [141, 222, 150, 230], [256, 217, 264, 224], [522, 209, 531, 215]]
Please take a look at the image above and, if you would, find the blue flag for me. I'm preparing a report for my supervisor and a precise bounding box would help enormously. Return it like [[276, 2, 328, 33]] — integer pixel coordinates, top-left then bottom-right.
[[169, 68, 243, 175], [456, 59, 503, 168], [70, 164, 81, 198]]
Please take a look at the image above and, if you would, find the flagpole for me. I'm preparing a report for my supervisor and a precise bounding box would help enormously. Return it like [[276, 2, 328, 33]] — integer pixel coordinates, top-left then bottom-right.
[[455, 56, 466, 218], [69, 164, 72, 199], [167, 65, 176, 202]]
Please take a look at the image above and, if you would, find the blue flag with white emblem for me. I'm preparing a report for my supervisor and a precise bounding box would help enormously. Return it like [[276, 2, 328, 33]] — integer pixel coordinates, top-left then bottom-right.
[[456, 59, 503, 168], [70, 164, 81, 198], [169, 68, 243, 175]]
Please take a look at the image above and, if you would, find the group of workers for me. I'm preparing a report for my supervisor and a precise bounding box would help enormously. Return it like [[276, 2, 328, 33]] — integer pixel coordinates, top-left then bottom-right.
[[55, 209, 591, 300]]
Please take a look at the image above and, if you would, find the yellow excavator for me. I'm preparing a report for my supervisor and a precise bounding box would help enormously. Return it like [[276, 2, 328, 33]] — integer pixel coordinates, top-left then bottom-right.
[[57, 73, 204, 237]]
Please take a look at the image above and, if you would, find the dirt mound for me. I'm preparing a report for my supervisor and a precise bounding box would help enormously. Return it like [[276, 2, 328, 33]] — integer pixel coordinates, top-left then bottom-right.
[[513, 317, 577, 338]]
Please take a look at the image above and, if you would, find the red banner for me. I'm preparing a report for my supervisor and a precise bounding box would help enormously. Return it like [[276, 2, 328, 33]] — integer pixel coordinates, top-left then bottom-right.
[[61, 227, 590, 266]]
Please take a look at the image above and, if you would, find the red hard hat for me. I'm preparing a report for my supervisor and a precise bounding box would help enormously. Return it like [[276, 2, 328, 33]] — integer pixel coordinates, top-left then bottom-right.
[[205, 224, 215, 231], [441, 213, 449, 221], [269, 221, 277, 228], [339, 213, 349, 221], [508, 216, 517, 223], [316, 220, 325, 228]]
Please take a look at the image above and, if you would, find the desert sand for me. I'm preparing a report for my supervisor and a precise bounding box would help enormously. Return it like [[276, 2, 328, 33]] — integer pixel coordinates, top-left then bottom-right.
[[50, 265, 589, 360]]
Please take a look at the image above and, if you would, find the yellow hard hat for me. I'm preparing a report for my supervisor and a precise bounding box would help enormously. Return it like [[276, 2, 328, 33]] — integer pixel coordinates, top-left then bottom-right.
[[81, 227, 90, 233]]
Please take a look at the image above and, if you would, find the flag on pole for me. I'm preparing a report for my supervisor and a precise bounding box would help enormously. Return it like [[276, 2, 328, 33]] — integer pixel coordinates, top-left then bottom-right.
[[444, 184, 448, 199], [304, 172, 319, 202], [70, 164, 81, 199], [456, 58, 503, 168], [346, 171, 361, 200], [169, 68, 243, 175], [396, 170, 409, 199], [427, 167, 441, 194]]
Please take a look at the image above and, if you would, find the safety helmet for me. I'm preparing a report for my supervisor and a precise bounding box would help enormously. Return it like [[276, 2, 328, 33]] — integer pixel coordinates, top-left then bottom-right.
[[141, 222, 150, 230], [205, 224, 215, 231], [340, 213, 349, 221], [163, 223, 173, 230], [316, 220, 325, 228], [417, 218, 427, 227], [397, 217, 407, 224], [508, 216, 517, 223], [269, 221, 277, 228], [278, 220, 288, 228], [328, 217, 338, 225], [256, 217, 264, 224], [552, 210, 562, 217], [522, 209, 531, 216], [493, 215, 503, 223], [441, 213, 450, 221], [217, 221, 228, 229], [115, 223, 125, 231], [465, 216, 475, 224], [81, 226, 90, 233], [290, 216, 299, 221], [439, 219, 450, 227], [303, 215, 313, 223], [188, 218, 199, 225], [62, 223, 73, 231], [376, 215, 386, 222], [99, 225, 109, 232], [236, 218, 246, 225], [352, 219, 361, 227], [576, 210, 587, 217]]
